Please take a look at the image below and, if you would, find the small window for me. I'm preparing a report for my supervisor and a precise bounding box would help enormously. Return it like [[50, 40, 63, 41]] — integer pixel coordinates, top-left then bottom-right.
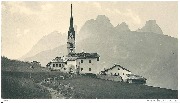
[[81, 68, 83, 71], [89, 60, 91, 63], [97, 57, 99, 61], [118, 68, 120, 70], [118, 73, 119, 75], [111, 73, 112, 75], [64, 68, 66, 70], [81, 60, 83, 63], [89, 68, 91, 71], [56, 64, 58, 67], [59, 64, 61, 67], [123, 73, 124, 75], [53, 64, 55, 67]]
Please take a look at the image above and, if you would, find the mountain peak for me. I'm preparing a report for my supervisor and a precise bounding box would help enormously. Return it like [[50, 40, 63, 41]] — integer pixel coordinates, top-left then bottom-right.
[[137, 20, 163, 34], [115, 22, 130, 32], [96, 15, 110, 23]]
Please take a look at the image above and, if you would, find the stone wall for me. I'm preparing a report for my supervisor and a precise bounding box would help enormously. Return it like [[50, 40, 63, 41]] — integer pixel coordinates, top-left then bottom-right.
[[97, 75, 122, 82]]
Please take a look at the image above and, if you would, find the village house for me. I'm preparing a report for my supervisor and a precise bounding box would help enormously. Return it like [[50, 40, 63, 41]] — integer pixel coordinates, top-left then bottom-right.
[[46, 57, 66, 71], [101, 64, 132, 80], [47, 4, 100, 75], [100, 64, 147, 84]]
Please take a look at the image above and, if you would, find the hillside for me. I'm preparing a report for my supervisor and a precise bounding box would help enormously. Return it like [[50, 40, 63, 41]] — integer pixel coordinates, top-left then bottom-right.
[[1, 56, 48, 72], [56, 76, 177, 99], [1, 71, 178, 99], [23, 15, 178, 90]]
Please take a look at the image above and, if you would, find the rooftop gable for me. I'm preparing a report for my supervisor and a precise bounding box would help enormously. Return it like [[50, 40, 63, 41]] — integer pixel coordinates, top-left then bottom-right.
[[104, 64, 131, 72]]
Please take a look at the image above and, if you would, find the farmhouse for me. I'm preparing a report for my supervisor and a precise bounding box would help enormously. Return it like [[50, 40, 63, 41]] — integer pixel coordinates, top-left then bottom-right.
[[102, 64, 132, 80], [101, 64, 147, 84], [47, 4, 100, 74]]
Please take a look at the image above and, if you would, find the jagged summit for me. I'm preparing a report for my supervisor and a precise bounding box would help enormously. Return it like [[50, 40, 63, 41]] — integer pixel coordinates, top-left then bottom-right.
[[96, 15, 111, 23], [137, 20, 163, 34], [115, 22, 130, 32]]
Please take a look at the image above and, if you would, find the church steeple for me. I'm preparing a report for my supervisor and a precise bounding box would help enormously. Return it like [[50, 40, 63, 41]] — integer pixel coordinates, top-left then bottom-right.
[[71, 4, 72, 18], [67, 4, 75, 55], [70, 4, 73, 29]]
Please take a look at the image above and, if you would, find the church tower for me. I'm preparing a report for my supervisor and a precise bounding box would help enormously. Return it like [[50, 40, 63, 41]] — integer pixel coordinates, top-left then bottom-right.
[[67, 4, 75, 55]]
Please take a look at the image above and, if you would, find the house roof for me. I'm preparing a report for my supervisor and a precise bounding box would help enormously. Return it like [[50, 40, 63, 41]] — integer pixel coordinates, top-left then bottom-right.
[[68, 52, 100, 59], [31, 61, 40, 63], [104, 64, 131, 72], [51, 57, 65, 62], [47, 52, 100, 66]]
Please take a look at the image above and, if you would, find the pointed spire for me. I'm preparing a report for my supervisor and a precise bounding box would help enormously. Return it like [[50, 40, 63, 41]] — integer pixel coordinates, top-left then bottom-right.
[[71, 4, 72, 18]]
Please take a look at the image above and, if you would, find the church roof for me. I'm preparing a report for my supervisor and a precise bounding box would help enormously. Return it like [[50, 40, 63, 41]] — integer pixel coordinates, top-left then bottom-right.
[[68, 52, 100, 59]]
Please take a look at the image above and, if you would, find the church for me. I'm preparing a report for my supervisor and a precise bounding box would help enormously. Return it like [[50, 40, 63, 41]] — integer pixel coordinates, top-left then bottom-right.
[[46, 4, 100, 74]]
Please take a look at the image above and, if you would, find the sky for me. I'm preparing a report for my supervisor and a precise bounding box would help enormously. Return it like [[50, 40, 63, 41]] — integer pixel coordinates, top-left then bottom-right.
[[1, 1, 178, 59]]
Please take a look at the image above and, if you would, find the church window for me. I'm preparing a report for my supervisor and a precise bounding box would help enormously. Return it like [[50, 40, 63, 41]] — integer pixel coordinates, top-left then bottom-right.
[[89, 60, 91, 63], [59, 64, 61, 67], [97, 57, 99, 61], [89, 68, 91, 71], [53, 64, 55, 67], [81, 60, 83, 63], [56, 64, 58, 67], [81, 68, 83, 71]]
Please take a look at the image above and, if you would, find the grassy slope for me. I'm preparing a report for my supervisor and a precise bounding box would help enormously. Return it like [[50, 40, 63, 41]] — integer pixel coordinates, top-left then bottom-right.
[[1, 76, 51, 99], [1, 56, 178, 99], [1, 71, 178, 99], [59, 76, 177, 99], [1, 56, 52, 99]]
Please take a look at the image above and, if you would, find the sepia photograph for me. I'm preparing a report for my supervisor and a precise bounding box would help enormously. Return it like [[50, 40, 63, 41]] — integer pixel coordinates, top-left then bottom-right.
[[1, 1, 178, 101]]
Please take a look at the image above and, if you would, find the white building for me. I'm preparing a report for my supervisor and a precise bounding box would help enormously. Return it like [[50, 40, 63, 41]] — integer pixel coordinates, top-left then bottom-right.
[[46, 57, 66, 71], [101, 64, 147, 84], [102, 64, 132, 80], [47, 52, 100, 74]]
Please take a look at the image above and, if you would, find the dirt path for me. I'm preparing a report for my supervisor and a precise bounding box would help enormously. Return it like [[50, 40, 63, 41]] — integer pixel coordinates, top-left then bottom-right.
[[37, 83, 65, 99]]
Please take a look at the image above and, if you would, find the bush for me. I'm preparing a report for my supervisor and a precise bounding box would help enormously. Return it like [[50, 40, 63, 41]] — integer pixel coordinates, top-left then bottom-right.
[[82, 73, 97, 78]]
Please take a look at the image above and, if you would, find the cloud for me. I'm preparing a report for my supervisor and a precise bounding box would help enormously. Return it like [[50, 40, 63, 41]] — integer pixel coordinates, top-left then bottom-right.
[[93, 2, 101, 10], [16, 28, 30, 37], [40, 3, 53, 11], [4, 2, 53, 16], [7, 2, 36, 15], [104, 7, 141, 27], [123, 9, 141, 25]]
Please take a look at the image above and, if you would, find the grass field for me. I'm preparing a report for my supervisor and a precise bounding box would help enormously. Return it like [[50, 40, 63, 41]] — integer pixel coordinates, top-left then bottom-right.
[[57, 76, 178, 99], [1, 75, 51, 99], [1, 56, 178, 99], [1, 70, 178, 99]]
